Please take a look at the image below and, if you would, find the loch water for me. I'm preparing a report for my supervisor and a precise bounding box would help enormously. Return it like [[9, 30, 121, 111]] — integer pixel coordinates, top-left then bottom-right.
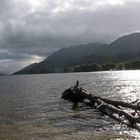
[[0, 70, 140, 139]]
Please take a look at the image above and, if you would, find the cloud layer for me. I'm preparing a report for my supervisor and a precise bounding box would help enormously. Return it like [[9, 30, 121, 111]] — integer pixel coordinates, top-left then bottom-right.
[[0, 0, 140, 73]]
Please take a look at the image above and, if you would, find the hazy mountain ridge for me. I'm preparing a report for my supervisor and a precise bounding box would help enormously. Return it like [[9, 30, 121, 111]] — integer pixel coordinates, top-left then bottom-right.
[[14, 63, 38, 75], [108, 33, 140, 54], [14, 43, 107, 74], [14, 33, 140, 74]]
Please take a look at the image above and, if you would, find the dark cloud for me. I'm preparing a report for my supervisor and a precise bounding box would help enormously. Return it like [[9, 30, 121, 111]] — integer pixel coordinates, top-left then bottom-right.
[[0, 0, 140, 73]]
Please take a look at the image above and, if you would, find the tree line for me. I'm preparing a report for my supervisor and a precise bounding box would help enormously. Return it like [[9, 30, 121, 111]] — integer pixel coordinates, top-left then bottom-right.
[[64, 60, 140, 72]]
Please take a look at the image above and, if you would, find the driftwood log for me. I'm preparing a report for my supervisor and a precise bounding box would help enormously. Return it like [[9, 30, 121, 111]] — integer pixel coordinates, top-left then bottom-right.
[[62, 83, 140, 128]]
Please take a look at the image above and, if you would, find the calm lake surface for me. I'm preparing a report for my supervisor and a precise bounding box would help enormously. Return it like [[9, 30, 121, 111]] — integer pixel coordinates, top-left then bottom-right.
[[0, 70, 140, 139]]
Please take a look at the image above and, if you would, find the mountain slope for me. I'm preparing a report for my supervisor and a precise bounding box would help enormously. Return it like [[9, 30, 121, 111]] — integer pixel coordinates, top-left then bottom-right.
[[14, 63, 38, 75], [14, 32, 140, 74], [108, 33, 140, 54], [14, 43, 107, 74]]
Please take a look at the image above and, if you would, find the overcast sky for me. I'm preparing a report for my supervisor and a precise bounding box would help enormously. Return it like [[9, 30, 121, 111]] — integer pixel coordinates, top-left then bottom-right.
[[0, 0, 140, 73]]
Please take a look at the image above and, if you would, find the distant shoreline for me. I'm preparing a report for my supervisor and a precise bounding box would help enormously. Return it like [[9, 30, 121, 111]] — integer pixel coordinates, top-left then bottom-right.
[[12, 69, 140, 76]]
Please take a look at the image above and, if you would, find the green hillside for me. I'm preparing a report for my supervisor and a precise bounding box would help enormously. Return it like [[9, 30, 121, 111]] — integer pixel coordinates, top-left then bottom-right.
[[14, 33, 140, 74]]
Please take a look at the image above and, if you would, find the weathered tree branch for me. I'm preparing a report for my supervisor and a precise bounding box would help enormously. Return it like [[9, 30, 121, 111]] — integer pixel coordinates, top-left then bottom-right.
[[62, 87, 140, 127]]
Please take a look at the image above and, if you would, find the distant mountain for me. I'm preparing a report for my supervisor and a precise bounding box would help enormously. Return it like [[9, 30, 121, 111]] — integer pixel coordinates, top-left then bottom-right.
[[80, 33, 140, 64], [14, 63, 38, 75], [14, 43, 107, 74], [108, 33, 140, 54], [13, 33, 140, 74]]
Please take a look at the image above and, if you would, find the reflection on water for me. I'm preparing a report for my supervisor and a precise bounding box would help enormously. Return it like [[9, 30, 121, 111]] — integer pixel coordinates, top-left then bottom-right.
[[0, 70, 140, 139]]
